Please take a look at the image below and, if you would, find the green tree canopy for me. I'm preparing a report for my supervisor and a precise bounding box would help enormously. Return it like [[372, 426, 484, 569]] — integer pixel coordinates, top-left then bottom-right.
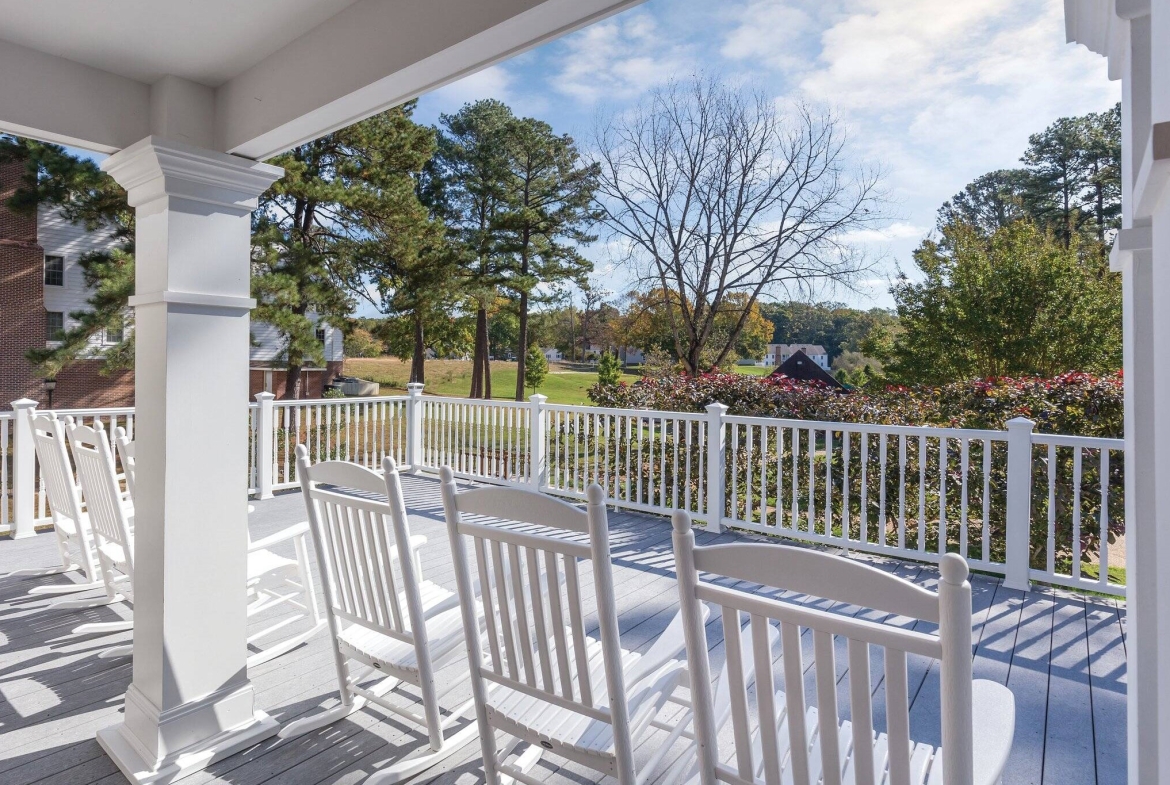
[[524, 344, 548, 394], [875, 220, 1121, 384]]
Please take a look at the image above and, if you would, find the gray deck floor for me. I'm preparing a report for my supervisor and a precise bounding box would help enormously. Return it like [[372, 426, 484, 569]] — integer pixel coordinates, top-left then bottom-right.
[[0, 473, 1127, 785]]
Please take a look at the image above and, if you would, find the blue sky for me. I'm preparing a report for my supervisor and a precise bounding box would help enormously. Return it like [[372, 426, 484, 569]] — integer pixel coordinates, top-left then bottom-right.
[[411, 0, 1119, 311]]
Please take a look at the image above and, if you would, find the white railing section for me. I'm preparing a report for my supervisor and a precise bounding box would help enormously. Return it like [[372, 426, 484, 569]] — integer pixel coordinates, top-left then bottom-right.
[[542, 403, 711, 520], [3, 393, 1126, 595], [419, 394, 531, 485], [721, 415, 1012, 574]]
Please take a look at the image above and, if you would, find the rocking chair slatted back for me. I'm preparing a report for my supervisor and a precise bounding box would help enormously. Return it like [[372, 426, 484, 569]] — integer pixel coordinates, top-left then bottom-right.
[[440, 468, 637, 781], [295, 448, 423, 648], [114, 426, 135, 498], [68, 421, 135, 587], [31, 413, 87, 529], [671, 511, 976, 785]]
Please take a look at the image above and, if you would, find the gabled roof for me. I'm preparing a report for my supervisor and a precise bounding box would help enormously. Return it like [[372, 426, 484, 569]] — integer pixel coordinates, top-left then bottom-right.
[[770, 349, 844, 390]]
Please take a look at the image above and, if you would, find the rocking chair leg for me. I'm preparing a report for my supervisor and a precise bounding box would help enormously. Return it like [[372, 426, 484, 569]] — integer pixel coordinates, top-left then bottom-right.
[[98, 643, 133, 658], [278, 696, 367, 739], [73, 619, 134, 635], [27, 579, 105, 596], [7, 565, 75, 579], [51, 593, 124, 610], [364, 719, 482, 785], [245, 619, 326, 669]]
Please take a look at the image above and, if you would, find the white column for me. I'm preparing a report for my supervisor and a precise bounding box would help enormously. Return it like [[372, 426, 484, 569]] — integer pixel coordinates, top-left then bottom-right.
[[705, 402, 728, 533], [529, 394, 548, 488], [96, 136, 282, 785], [10, 398, 38, 539]]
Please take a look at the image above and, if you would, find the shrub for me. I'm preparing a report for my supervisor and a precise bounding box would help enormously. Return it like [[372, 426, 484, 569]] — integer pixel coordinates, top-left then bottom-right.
[[525, 345, 548, 393], [344, 328, 384, 358]]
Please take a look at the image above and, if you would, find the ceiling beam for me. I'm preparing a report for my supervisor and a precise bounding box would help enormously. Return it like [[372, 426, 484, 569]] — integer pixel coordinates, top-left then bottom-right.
[[0, 37, 149, 153], [216, 0, 642, 159]]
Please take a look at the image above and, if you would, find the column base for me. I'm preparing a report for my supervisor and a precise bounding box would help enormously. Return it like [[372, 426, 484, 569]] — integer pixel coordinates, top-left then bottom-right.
[[97, 710, 278, 785]]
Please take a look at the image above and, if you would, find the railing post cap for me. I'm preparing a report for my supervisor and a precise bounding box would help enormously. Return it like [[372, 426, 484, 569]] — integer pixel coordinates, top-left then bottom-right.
[[1006, 416, 1035, 430], [10, 398, 38, 410], [529, 394, 548, 405], [406, 382, 424, 395], [705, 401, 729, 415], [254, 391, 276, 402]]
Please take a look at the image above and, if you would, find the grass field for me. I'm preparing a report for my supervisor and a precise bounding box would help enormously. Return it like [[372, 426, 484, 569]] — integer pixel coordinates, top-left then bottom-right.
[[343, 357, 643, 405]]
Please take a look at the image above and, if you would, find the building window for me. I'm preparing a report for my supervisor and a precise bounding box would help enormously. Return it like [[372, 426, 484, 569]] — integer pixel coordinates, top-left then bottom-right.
[[44, 255, 64, 286], [316, 328, 327, 343], [46, 311, 65, 341], [106, 322, 124, 344]]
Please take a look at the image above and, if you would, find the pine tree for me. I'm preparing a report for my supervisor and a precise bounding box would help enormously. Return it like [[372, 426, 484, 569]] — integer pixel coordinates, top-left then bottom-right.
[[524, 344, 548, 394], [597, 351, 621, 386]]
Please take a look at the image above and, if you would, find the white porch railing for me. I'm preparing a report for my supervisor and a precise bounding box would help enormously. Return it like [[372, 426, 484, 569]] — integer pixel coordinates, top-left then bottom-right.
[[2, 387, 1126, 596]]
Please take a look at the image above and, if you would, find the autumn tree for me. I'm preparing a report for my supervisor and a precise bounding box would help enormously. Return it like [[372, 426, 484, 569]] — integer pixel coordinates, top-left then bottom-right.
[[594, 77, 884, 374], [622, 288, 772, 369]]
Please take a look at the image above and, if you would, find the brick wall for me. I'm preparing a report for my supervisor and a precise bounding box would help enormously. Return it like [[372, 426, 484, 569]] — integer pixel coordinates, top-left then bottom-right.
[[248, 362, 344, 400], [0, 161, 45, 409], [0, 162, 136, 410]]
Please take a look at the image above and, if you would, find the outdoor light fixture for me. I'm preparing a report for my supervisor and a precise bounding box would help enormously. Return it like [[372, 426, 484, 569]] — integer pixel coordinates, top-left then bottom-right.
[[43, 377, 56, 409]]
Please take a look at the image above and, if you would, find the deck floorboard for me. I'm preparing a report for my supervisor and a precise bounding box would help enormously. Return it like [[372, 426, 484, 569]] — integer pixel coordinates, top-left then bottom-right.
[[0, 474, 1125, 785]]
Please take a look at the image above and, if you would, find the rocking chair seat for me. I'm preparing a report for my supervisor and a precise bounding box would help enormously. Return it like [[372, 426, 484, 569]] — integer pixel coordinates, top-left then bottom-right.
[[335, 580, 467, 678], [246, 548, 299, 583], [485, 631, 686, 773]]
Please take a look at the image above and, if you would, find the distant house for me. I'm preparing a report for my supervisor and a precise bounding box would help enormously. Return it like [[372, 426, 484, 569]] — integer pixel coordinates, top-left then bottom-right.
[[770, 349, 845, 390], [764, 343, 830, 371], [542, 347, 563, 362], [585, 345, 644, 365]]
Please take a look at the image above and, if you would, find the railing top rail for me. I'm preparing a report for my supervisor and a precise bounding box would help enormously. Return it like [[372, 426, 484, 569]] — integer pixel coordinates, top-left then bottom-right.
[[721, 413, 1008, 440], [1031, 432, 1124, 449], [41, 406, 136, 417], [421, 396, 531, 410], [271, 395, 409, 407], [542, 402, 708, 420]]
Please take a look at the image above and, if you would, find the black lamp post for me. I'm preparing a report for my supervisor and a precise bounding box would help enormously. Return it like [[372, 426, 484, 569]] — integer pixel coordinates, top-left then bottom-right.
[[43, 378, 56, 409]]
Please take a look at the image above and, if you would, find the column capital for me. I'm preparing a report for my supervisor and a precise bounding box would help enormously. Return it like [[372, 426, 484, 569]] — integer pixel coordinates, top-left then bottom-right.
[[101, 136, 282, 211]]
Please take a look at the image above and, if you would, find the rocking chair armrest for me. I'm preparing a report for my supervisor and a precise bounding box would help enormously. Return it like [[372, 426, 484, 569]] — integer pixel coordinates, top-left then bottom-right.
[[624, 605, 711, 690], [248, 521, 311, 552], [971, 679, 1016, 785]]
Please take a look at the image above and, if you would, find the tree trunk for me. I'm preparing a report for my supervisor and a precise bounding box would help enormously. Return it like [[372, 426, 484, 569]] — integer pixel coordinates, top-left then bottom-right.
[[410, 313, 425, 385], [470, 306, 491, 398], [284, 363, 303, 400], [515, 291, 528, 401]]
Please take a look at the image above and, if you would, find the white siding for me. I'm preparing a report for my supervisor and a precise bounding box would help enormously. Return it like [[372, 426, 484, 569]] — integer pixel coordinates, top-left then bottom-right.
[[250, 315, 342, 365], [38, 206, 125, 351], [37, 206, 344, 364]]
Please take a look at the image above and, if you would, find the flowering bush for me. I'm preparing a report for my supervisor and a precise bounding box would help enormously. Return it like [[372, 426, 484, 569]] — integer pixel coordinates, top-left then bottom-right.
[[589, 370, 1123, 437]]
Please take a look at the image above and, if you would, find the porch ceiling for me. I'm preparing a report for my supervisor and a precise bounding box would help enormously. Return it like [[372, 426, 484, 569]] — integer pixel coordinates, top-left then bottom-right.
[[0, 0, 643, 158]]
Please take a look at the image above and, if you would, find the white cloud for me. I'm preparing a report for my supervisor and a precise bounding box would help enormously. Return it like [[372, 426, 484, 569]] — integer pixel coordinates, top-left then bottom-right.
[[550, 12, 691, 104], [720, 0, 818, 73], [427, 65, 514, 111], [839, 221, 930, 244]]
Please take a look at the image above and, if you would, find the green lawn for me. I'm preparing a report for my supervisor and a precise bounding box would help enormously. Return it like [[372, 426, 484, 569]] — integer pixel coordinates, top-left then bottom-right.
[[733, 365, 774, 376], [344, 357, 641, 405]]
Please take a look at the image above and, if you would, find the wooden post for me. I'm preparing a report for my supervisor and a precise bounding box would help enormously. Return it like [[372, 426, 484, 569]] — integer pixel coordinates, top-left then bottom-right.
[[529, 394, 548, 489], [406, 382, 424, 473], [1003, 416, 1035, 591], [254, 392, 275, 499], [705, 402, 728, 532], [10, 398, 38, 539]]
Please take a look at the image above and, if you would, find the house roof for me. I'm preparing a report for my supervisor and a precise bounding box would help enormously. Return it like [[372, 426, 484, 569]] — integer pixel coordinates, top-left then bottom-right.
[[770, 349, 844, 389]]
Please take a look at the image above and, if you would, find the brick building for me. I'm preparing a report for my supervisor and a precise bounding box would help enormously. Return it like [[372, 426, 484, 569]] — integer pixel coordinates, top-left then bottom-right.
[[0, 161, 343, 410]]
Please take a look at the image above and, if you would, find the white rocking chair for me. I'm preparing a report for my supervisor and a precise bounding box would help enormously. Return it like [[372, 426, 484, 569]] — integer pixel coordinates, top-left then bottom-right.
[[6, 411, 109, 604], [440, 468, 697, 785], [69, 420, 325, 667], [669, 510, 1016, 785], [280, 445, 477, 784]]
